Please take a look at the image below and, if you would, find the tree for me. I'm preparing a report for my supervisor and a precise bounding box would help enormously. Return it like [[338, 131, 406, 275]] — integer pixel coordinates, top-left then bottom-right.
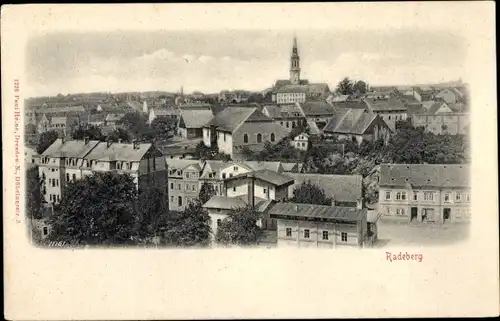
[[26, 166, 44, 219], [290, 181, 332, 205], [119, 111, 148, 135], [47, 172, 139, 245], [135, 186, 170, 242], [199, 182, 216, 204], [107, 128, 131, 143], [353, 80, 369, 95], [71, 124, 105, 141], [163, 199, 211, 247], [37, 130, 59, 154], [25, 123, 37, 136], [215, 206, 263, 246], [336, 77, 354, 95]]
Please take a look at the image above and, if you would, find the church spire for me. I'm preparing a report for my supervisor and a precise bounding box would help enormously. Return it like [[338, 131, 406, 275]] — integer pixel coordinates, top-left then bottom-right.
[[290, 36, 301, 85]]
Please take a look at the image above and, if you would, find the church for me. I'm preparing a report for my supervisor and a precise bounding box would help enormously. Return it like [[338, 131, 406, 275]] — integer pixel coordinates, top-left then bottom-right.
[[271, 37, 331, 104]]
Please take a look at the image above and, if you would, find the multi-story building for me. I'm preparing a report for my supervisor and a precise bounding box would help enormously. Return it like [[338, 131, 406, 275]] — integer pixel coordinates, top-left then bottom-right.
[[268, 202, 374, 248], [203, 107, 288, 159], [299, 101, 337, 125], [363, 97, 408, 131], [166, 159, 204, 212], [378, 164, 471, 224], [262, 103, 307, 131], [39, 138, 167, 207], [291, 132, 310, 151], [177, 105, 214, 139]]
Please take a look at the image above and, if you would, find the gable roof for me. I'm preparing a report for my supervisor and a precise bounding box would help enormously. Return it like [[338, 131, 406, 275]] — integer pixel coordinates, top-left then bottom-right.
[[269, 202, 367, 222], [205, 107, 271, 133], [85, 142, 156, 162], [262, 104, 305, 119], [179, 108, 214, 128], [300, 101, 336, 116], [276, 85, 310, 94], [224, 169, 294, 187], [245, 161, 283, 173], [323, 109, 381, 135], [428, 102, 451, 114], [379, 164, 470, 188], [306, 120, 321, 135], [41, 139, 100, 158], [166, 159, 202, 171], [286, 173, 363, 202]]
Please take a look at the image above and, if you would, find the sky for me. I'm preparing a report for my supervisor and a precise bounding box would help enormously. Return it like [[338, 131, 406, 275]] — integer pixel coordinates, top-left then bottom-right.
[[25, 29, 467, 96]]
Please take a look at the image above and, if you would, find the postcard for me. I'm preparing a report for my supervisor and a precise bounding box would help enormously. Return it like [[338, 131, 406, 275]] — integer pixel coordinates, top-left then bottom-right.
[[2, 3, 498, 319]]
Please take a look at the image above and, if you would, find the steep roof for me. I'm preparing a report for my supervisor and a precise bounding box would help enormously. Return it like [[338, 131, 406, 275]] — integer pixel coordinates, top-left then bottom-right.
[[274, 79, 309, 88], [41, 139, 100, 158], [224, 169, 294, 187], [306, 119, 321, 135], [245, 161, 283, 172], [286, 173, 363, 203], [332, 100, 369, 110], [364, 97, 407, 112], [179, 107, 214, 128], [204, 107, 271, 133], [300, 101, 336, 116], [428, 102, 451, 114], [262, 104, 304, 119], [269, 202, 367, 222], [379, 164, 470, 188], [323, 109, 380, 135], [84, 142, 156, 162], [105, 113, 125, 122], [152, 108, 180, 117]]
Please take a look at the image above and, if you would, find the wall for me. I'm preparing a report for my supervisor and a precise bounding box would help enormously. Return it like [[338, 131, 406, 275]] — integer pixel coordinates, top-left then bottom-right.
[[379, 186, 472, 223], [277, 93, 306, 104], [377, 111, 407, 131], [411, 114, 470, 135], [203, 128, 211, 147], [167, 167, 200, 212], [39, 157, 64, 204], [225, 178, 280, 201], [216, 131, 233, 157], [232, 122, 287, 155], [276, 219, 362, 248]]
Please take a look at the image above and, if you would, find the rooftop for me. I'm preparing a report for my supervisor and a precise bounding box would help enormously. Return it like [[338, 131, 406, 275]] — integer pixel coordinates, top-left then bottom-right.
[[269, 202, 367, 222], [202, 195, 272, 212], [323, 109, 381, 135], [85, 142, 156, 162], [166, 159, 202, 170], [379, 164, 470, 188], [224, 169, 295, 187], [364, 97, 407, 112], [300, 101, 336, 116], [41, 139, 100, 158]]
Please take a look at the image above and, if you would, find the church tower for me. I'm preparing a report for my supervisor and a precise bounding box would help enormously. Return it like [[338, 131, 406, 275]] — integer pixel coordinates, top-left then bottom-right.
[[290, 36, 301, 85]]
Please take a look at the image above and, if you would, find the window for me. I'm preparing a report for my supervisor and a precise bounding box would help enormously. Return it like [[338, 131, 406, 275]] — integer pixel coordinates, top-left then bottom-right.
[[72, 174, 76, 181], [49, 194, 52, 202], [270, 133, 275, 142], [286, 122, 290, 128], [170, 196, 174, 202], [257, 133, 262, 143], [396, 192, 401, 200], [413, 192, 418, 201], [286, 228, 292, 237], [233, 186, 236, 192], [51, 168, 55, 172], [263, 188, 267, 194], [304, 229, 310, 239], [385, 191, 391, 200], [57, 195, 60, 202], [322, 231, 329, 240], [234, 166, 238, 171], [43, 227, 48, 236], [341, 232, 348, 242], [51, 179, 55, 187], [396, 208, 405, 216], [388, 116, 391, 120], [186, 185, 191, 191], [222, 173, 226, 179], [466, 193, 471, 202], [456, 193, 462, 202], [178, 196, 183, 207], [243, 134, 248, 144], [280, 122, 283, 126], [192, 185, 197, 191], [424, 192, 434, 201], [401, 192, 406, 200], [170, 183, 174, 190], [177, 184, 181, 190], [444, 192, 451, 202], [217, 219, 221, 227], [56, 179, 59, 187], [223, 133, 226, 142]]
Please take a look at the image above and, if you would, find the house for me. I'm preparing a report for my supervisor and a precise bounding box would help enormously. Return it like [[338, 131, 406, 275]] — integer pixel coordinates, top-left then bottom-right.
[[161, 145, 196, 160], [36, 113, 51, 134], [177, 105, 214, 139], [285, 173, 364, 208], [363, 97, 407, 131], [268, 202, 374, 248], [203, 107, 288, 159], [378, 164, 471, 224], [203, 195, 275, 242], [435, 88, 464, 104], [148, 107, 180, 125], [411, 112, 470, 135], [86, 113, 107, 127], [38, 138, 167, 208], [262, 103, 307, 131], [399, 87, 423, 102], [322, 108, 391, 145], [49, 115, 80, 136], [166, 159, 204, 212], [275, 85, 308, 104], [362, 91, 394, 100], [291, 132, 310, 151], [105, 113, 125, 126], [205, 169, 295, 236], [299, 101, 337, 124]]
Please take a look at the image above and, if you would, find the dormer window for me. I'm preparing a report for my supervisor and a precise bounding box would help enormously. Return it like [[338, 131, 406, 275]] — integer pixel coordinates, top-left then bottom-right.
[[234, 166, 238, 171]]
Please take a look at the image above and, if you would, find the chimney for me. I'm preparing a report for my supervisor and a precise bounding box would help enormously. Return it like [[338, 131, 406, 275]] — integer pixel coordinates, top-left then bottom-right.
[[331, 198, 336, 207], [106, 139, 112, 148], [118, 138, 122, 144], [247, 174, 255, 208], [84, 136, 89, 145], [132, 139, 139, 150]]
